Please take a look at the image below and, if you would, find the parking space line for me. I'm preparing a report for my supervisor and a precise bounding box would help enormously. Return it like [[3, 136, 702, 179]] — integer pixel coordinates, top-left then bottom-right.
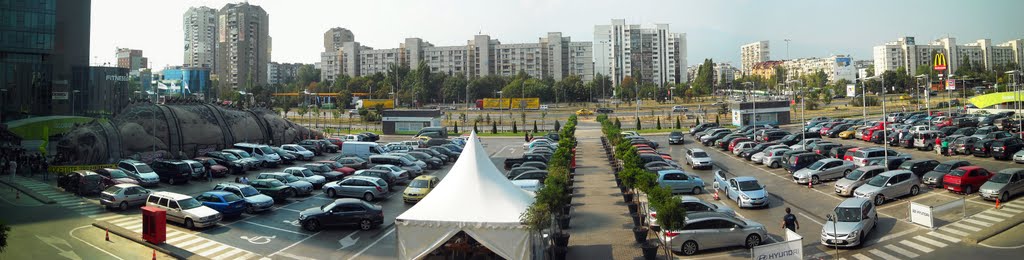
[[850, 253, 871, 260], [347, 227, 396, 260], [913, 235, 948, 247], [884, 244, 920, 258], [165, 233, 196, 244], [198, 244, 231, 257], [899, 240, 934, 253], [108, 217, 137, 225], [962, 218, 994, 227], [874, 228, 918, 244], [96, 215, 124, 221], [66, 203, 96, 209], [950, 222, 982, 231], [267, 230, 322, 258], [77, 209, 105, 216], [173, 236, 205, 248], [972, 214, 1004, 222], [926, 231, 961, 243], [867, 249, 899, 260], [1002, 202, 1024, 209], [985, 210, 1014, 218], [213, 248, 246, 260], [275, 207, 302, 213], [239, 220, 311, 236]]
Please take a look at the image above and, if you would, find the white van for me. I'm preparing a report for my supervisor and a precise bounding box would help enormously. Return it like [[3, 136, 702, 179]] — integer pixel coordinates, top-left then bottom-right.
[[146, 191, 221, 229], [340, 141, 386, 160], [234, 143, 281, 168]]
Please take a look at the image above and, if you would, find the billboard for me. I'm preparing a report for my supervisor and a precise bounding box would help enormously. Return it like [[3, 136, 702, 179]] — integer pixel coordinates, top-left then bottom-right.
[[846, 84, 856, 97], [480, 98, 540, 110], [751, 229, 802, 260]]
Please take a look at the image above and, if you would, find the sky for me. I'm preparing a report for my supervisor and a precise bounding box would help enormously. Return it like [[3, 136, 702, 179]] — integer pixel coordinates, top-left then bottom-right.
[[91, 0, 1023, 71]]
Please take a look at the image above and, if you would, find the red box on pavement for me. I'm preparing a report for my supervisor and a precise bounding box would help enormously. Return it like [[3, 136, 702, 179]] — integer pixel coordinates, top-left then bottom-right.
[[141, 206, 166, 244]]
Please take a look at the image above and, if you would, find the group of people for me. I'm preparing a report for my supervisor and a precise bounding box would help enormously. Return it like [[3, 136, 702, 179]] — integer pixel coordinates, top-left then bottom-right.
[[0, 146, 51, 179]]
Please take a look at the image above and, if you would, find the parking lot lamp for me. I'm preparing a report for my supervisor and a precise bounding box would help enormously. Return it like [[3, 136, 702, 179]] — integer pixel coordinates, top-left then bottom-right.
[[866, 74, 888, 162]]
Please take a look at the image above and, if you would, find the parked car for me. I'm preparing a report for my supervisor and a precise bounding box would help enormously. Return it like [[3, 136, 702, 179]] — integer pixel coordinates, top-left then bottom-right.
[[203, 151, 247, 174], [323, 176, 389, 201], [666, 212, 767, 256], [335, 157, 370, 170], [761, 148, 790, 168], [510, 170, 549, 182], [854, 170, 922, 205], [297, 140, 324, 155], [222, 149, 262, 170], [310, 162, 351, 179], [195, 191, 246, 218], [685, 148, 713, 169], [281, 144, 315, 160], [249, 179, 296, 202], [991, 137, 1024, 160], [94, 168, 139, 185], [403, 175, 440, 203], [979, 168, 1024, 202], [951, 136, 981, 155], [257, 172, 314, 196], [270, 147, 298, 165], [212, 183, 275, 213], [712, 172, 769, 208], [657, 170, 705, 194], [192, 157, 230, 177], [352, 169, 399, 190], [821, 198, 877, 248], [943, 166, 993, 194], [849, 148, 899, 167], [921, 160, 973, 187], [649, 196, 734, 230], [793, 158, 856, 184], [1016, 150, 1024, 164], [283, 167, 328, 188], [369, 164, 411, 184], [146, 191, 222, 229], [298, 198, 384, 231], [972, 139, 996, 157], [100, 184, 150, 210], [116, 159, 160, 187], [834, 166, 887, 197], [150, 160, 192, 185], [786, 153, 826, 174], [668, 131, 685, 145]]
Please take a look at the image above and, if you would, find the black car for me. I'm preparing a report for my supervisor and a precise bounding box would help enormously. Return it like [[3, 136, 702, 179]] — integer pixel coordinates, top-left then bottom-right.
[[203, 151, 246, 174], [702, 132, 730, 146], [57, 170, 107, 196], [972, 139, 996, 157], [787, 153, 825, 173], [759, 131, 789, 143], [990, 137, 1024, 160], [596, 108, 614, 114], [359, 132, 380, 142], [150, 160, 192, 185], [298, 140, 324, 155], [272, 147, 298, 165], [898, 159, 940, 178], [298, 198, 384, 231], [690, 123, 719, 135], [668, 131, 685, 145], [740, 142, 775, 160], [870, 130, 891, 144], [829, 145, 858, 159], [407, 152, 443, 169], [430, 146, 461, 160], [317, 140, 340, 153]]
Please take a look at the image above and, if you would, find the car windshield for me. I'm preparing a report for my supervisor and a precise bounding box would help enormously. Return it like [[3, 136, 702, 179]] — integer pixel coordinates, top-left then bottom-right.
[[948, 169, 967, 177], [693, 152, 708, 158], [135, 164, 153, 173], [283, 175, 300, 182], [301, 169, 316, 176], [834, 207, 862, 222], [845, 169, 867, 180], [934, 163, 955, 172], [737, 180, 761, 191], [223, 153, 239, 160], [222, 194, 243, 202], [866, 175, 890, 187], [670, 132, 682, 137], [107, 170, 129, 178], [989, 173, 1011, 184], [236, 151, 252, 158], [178, 198, 203, 210], [293, 146, 308, 151], [409, 179, 430, 188], [808, 161, 826, 170], [240, 186, 260, 196]]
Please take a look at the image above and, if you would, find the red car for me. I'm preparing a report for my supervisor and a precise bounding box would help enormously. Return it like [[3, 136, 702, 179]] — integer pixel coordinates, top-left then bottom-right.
[[326, 138, 344, 147], [843, 148, 860, 161], [194, 157, 230, 177], [316, 160, 357, 176], [728, 138, 751, 152], [943, 166, 993, 194]]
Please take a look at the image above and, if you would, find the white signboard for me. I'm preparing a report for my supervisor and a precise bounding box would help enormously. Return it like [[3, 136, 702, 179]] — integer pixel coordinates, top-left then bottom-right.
[[846, 84, 856, 97], [751, 236, 802, 260], [946, 79, 956, 90], [909, 202, 934, 228], [51, 92, 69, 100]]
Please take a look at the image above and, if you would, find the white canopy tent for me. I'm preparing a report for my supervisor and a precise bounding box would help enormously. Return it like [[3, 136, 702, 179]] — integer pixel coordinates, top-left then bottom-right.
[[395, 131, 537, 260]]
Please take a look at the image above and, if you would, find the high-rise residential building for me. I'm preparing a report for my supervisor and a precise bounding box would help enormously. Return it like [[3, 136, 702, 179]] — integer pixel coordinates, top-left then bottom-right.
[[319, 30, 592, 82], [873, 36, 1024, 76], [183, 6, 217, 69], [116, 48, 148, 74], [741, 41, 770, 74], [1, 0, 91, 120], [324, 27, 355, 51], [713, 63, 739, 86], [215, 2, 271, 90], [781, 55, 856, 83], [267, 62, 303, 85], [594, 19, 686, 87]]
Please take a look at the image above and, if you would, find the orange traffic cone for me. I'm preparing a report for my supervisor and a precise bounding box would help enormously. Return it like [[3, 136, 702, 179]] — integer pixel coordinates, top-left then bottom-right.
[[995, 198, 1001, 209], [152, 249, 157, 260], [105, 228, 110, 241], [808, 180, 813, 189], [713, 189, 720, 200]]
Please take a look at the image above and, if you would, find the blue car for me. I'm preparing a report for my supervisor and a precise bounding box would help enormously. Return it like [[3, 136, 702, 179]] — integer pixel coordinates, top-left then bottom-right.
[[196, 191, 246, 218]]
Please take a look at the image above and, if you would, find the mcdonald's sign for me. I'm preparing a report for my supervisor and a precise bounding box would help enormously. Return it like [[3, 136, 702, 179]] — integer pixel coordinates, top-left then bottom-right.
[[933, 53, 947, 71]]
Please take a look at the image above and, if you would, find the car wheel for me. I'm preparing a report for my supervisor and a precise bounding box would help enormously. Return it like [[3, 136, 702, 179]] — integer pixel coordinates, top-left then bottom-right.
[[185, 218, 195, 229], [811, 176, 820, 185], [359, 219, 373, 231], [245, 204, 255, 214], [1001, 192, 1009, 202], [910, 185, 920, 196], [303, 219, 321, 231], [681, 241, 698, 256], [770, 162, 779, 168], [745, 234, 762, 248], [169, 178, 177, 185], [691, 187, 702, 195], [363, 193, 375, 201], [964, 186, 973, 194], [843, 169, 852, 177], [874, 195, 885, 206], [327, 189, 337, 198], [118, 202, 128, 211]]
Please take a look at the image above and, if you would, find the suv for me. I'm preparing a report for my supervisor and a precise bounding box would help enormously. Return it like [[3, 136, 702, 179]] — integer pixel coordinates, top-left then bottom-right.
[[117, 160, 160, 187], [146, 191, 222, 229], [990, 137, 1024, 160], [898, 159, 940, 178], [787, 153, 825, 174], [849, 148, 899, 167], [150, 160, 192, 185], [203, 151, 247, 174], [212, 183, 275, 213]]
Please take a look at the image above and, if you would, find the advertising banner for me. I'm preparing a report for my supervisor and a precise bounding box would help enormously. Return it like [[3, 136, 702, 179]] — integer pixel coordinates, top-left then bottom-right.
[[909, 202, 934, 228], [751, 232, 802, 260]]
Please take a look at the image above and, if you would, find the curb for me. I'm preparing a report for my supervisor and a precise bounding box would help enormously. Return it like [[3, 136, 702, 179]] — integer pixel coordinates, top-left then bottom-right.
[[0, 178, 56, 204], [962, 210, 1024, 244], [93, 220, 211, 260]]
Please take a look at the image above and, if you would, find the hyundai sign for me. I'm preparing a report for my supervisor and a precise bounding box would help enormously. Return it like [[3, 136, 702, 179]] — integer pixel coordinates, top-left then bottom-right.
[[751, 229, 802, 260]]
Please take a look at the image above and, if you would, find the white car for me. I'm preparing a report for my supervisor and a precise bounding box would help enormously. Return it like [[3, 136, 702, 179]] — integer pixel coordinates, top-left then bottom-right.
[[1014, 150, 1024, 164], [146, 191, 222, 229], [281, 144, 315, 160], [283, 167, 327, 189], [685, 148, 713, 169]]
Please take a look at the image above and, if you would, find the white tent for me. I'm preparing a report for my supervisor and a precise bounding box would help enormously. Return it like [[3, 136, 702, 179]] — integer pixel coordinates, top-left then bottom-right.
[[395, 131, 537, 260]]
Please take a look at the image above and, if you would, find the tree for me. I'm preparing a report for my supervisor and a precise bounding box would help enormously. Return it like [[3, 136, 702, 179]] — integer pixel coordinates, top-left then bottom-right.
[[512, 120, 518, 133], [656, 117, 662, 130], [296, 64, 321, 88], [692, 59, 715, 98], [453, 122, 459, 133], [474, 121, 479, 133], [635, 117, 642, 130], [614, 118, 622, 129], [0, 221, 8, 253], [533, 120, 538, 133], [491, 121, 498, 134], [554, 120, 561, 132], [675, 117, 681, 129], [336, 89, 353, 109]]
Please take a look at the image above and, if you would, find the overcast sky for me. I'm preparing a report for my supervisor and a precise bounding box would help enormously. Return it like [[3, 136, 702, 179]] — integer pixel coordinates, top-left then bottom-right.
[[91, 0, 1023, 71]]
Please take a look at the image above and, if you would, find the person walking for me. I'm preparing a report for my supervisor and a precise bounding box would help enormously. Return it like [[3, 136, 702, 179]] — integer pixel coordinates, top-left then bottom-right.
[[782, 207, 799, 232], [935, 137, 942, 155], [941, 138, 950, 156]]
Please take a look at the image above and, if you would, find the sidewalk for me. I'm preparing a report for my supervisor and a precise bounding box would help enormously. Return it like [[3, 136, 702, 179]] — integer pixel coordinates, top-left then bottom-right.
[[566, 124, 643, 259]]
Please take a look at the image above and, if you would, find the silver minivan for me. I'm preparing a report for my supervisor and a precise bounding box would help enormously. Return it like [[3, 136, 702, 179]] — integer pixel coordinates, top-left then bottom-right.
[[821, 197, 877, 247], [854, 170, 922, 205]]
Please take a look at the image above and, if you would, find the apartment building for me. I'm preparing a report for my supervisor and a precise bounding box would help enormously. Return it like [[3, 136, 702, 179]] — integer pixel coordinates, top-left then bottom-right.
[[183, 6, 217, 69], [214, 2, 271, 90], [594, 19, 686, 87], [267, 62, 303, 85], [741, 41, 770, 74], [116, 48, 148, 76], [873, 36, 1024, 76], [782, 55, 856, 83]]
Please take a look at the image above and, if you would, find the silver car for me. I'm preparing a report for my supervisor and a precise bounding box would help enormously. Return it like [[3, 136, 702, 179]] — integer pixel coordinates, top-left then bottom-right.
[[790, 138, 822, 151], [284, 167, 327, 189], [834, 166, 886, 197], [821, 197, 877, 248], [322, 176, 389, 201], [1014, 150, 1024, 164], [100, 184, 151, 210], [793, 158, 856, 185], [714, 173, 769, 208], [732, 142, 756, 156], [649, 196, 734, 230], [854, 170, 922, 205], [749, 151, 768, 163], [257, 172, 314, 196], [761, 148, 791, 168], [667, 212, 767, 256], [212, 183, 275, 213], [370, 165, 410, 184], [979, 168, 1024, 201], [685, 148, 713, 169]]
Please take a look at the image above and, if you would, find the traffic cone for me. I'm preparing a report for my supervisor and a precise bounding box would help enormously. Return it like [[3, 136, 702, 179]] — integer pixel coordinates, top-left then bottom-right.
[[713, 189, 720, 200], [808, 180, 813, 189], [105, 228, 110, 241], [995, 198, 1001, 209], [152, 249, 157, 260]]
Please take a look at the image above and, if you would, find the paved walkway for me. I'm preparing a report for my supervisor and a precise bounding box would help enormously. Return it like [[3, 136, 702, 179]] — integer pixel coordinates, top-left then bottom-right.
[[566, 121, 646, 259]]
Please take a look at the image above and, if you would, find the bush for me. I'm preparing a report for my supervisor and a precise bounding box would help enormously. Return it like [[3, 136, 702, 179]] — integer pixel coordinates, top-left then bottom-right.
[[491, 121, 498, 134], [675, 117, 681, 129], [512, 121, 518, 133], [454, 122, 459, 133], [615, 118, 622, 129], [554, 121, 561, 132], [656, 117, 662, 130], [850, 96, 880, 107], [533, 120, 538, 133], [474, 122, 479, 133], [635, 117, 642, 130]]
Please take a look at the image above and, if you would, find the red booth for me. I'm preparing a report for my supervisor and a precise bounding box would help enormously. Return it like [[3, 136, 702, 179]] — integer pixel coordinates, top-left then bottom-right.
[[141, 206, 166, 244]]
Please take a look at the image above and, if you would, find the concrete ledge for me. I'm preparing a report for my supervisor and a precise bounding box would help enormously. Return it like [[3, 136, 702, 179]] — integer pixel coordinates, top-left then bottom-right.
[[0, 178, 55, 204], [93, 220, 211, 260], [962, 210, 1024, 244]]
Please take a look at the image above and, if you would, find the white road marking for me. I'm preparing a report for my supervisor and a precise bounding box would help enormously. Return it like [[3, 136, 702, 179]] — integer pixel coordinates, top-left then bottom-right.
[[850, 253, 871, 260], [122, 223, 143, 231], [274, 207, 302, 213], [173, 236, 206, 248], [239, 220, 311, 236], [913, 235, 948, 247], [874, 228, 918, 244], [1001, 207, 1023, 213], [165, 233, 196, 244], [198, 244, 232, 257], [107, 217, 137, 226], [213, 248, 247, 260], [985, 210, 1013, 218], [275, 252, 318, 260], [868, 249, 900, 260], [183, 240, 218, 252], [267, 230, 323, 258], [76, 209, 105, 216], [347, 227, 395, 260], [899, 240, 934, 253], [68, 225, 125, 260], [95, 215, 124, 221], [972, 213, 1003, 222], [962, 217, 994, 227], [797, 212, 824, 226], [926, 231, 961, 243], [884, 244, 920, 258], [936, 226, 968, 237], [949, 222, 982, 232]]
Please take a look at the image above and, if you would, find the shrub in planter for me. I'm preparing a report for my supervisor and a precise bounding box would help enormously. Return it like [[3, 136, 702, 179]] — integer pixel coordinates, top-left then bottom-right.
[[627, 201, 638, 214], [557, 215, 571, 229], [641, 242, 660, 260], [552, 231, 570, 247], [550, 245, 568, 260], [632, 226, 649, 244]]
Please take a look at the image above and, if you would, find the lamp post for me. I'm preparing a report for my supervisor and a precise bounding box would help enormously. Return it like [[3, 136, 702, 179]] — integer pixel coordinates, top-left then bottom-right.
[[1006, 70, 1021, 136], [867, 74, 888, 162], [787, 80, 804, 141], [916, 74, 931, 128], [72, 89, 81, 116], [742, 82, 756, 126]]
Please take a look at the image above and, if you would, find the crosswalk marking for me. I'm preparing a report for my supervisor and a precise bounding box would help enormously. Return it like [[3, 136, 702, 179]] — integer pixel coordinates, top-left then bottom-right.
[[213, 248, 246, 260], [937, 227, 968, 236], [1002, 207, 1023, 213], [884, 244, 920, 258], [51, 195, 77, 201], [899, 240, 934, 253], [123, 223, 143, 231], [972, 214, 1003, 222], [986, 210, 1013, 218], [173, 237, 206, 248], [183, 241, 217, 252], [165, 234, 196, 244], [913, 236, 948, 247], [867, 249, 899, 260], [66, 203, 95, 209], [1002, 203, 1024, 210], [198, 245, 231, 257], [234, 253, 257, 260], [926, 231, 961, 243], [108, 217, 137, 226], [96, 215, 124, 221], [76, 209, 105, 216], [963, 218, 993, 227], [850, 253, 871, 260], [950, 222, 982, 231]]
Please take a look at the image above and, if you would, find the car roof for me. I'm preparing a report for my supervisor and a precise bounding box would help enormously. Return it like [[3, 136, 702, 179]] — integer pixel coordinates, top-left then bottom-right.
[[413, 175, 439, 181], [657, 169, 686, 175], [819, 158, 841, 163], [285, 167, 308, 171], [879, 170, 913, 177], [678, 196, 702, 203], [112, 183, 141, 188], [202, 190, 233, 197], [347, 176, 382, 182], [259, 172, 289, 176], [838, 197, 870, 208], [689, 148, 706, 153], [732, 176, 758, 182], [152, 191, 191, 200], [686, 212, 738, 221], [956, 166, 982, 171]]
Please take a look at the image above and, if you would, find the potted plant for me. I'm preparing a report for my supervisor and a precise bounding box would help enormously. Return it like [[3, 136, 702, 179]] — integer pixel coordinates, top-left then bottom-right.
[[653, 191, 688, 259], [632, 224, 649, 244], [640, 241, 660, 260]]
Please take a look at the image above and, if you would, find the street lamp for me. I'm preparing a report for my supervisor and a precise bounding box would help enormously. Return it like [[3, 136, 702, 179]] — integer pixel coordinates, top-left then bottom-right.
[[742, 82, 756, 126], [1006, 70, 1021, 136], [916, 74, 931, 128], [787, 80, 805, 141], [866, 74, 889, 162], [72, 89, 81, 116]]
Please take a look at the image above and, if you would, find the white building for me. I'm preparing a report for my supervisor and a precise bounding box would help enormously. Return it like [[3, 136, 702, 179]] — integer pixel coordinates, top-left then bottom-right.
[[267, 62, 303, 85], [741, 41, 770, 74], [714, 63, 738, 86], [183, 6, 217, 69], [873, 36, 1024, 76], [782, 55, 856, 83], [594, 19, 686, 87]]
